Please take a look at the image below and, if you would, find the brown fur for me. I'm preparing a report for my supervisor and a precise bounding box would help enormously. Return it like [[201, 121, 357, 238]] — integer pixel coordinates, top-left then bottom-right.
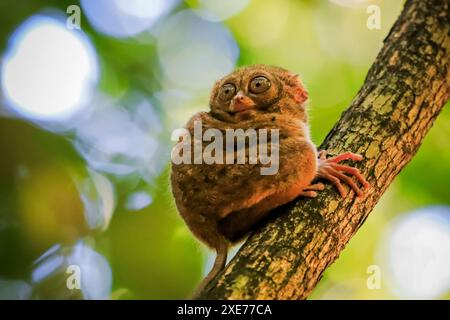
[[170, 64, 367, 297]]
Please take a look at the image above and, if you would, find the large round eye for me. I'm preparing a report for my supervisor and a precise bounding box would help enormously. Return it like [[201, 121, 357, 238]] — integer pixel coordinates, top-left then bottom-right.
[[249, 76, 271, 94], [219, 83, 236, 101]]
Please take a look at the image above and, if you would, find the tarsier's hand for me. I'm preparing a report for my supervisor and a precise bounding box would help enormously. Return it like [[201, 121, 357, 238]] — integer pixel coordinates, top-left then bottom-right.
[[316, 150, 369, 197]]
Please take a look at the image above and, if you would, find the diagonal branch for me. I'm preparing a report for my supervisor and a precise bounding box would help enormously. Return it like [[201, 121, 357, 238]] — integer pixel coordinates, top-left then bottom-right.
[[197, 0, 450, 300]]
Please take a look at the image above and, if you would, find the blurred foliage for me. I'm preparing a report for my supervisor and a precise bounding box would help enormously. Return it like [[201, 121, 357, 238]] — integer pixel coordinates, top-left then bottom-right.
[[0, 0, 449, 300]]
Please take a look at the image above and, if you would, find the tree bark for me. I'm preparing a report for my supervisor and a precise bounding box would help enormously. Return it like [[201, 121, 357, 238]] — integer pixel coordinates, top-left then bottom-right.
[[197, 0, 450, 300]]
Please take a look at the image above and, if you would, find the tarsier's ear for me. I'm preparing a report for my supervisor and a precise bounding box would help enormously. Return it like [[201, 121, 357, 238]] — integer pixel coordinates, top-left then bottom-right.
[[289, 73, 308, 105]]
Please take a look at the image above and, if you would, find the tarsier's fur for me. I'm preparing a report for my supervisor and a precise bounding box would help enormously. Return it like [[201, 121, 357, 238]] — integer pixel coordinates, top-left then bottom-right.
[[170, 65, 368, 297]]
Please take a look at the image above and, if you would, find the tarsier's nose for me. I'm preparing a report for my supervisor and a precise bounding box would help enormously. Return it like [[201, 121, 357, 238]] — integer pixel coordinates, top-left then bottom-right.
[[235, 92, 246, 101], [231, 91, 255, 113]]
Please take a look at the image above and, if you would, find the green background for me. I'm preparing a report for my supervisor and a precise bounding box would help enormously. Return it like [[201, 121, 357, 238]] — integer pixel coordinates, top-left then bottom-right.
[[0, 0, 449, 299]]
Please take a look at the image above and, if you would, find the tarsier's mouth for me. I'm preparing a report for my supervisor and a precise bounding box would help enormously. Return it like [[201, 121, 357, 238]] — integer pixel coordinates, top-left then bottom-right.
[[231, 106, 254, 114], [230, 95, 256, 113]]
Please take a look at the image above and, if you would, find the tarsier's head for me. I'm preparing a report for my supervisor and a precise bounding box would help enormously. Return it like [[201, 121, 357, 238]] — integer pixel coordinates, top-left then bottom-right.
[[209, 64, 308, 122]]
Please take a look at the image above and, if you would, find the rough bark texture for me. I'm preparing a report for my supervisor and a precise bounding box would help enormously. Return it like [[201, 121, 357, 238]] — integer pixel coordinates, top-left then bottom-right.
[[197, 0, 450, 300]]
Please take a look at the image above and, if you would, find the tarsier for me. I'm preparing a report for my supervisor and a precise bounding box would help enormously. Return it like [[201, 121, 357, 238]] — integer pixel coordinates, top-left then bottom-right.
[[170, 64, 369, 296]]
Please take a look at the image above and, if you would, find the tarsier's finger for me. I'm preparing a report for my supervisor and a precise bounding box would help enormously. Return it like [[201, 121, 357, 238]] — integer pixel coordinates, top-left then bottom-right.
[[299, 190, 318, 198], [304, 183, 325, 191], [332, 164, 370, 188], [328, 152, 363, 163], [319, 170, 346, 197], [328, 168, 363, 197]]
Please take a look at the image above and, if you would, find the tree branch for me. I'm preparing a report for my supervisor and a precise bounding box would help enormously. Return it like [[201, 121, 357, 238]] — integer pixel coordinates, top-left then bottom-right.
[[197, 0, 450, 300]]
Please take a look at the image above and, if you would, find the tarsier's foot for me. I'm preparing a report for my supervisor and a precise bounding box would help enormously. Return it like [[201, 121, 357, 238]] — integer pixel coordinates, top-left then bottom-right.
[[299, 183, 325, 198], [317, 150, 369, 197]]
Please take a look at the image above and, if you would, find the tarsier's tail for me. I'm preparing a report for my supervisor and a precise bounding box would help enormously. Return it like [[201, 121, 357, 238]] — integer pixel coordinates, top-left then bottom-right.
[[190, 241, 228, 299]]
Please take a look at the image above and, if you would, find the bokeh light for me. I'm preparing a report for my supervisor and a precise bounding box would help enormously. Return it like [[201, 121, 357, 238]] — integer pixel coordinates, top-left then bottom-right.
[[126, 191, 153, 211], [379, 206, 450, 299], [74, 96, 165, 179], [81, 0, 179, 38], [193, 0, 251, 22], [76, 170, 115, 231], [1, 15, 98, 121], [157, 10, 239, 91], [32, 241, 112, 299]]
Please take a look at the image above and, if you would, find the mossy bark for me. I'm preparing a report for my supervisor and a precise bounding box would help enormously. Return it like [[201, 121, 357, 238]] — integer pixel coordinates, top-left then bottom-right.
[[197, 0, 450, 300]]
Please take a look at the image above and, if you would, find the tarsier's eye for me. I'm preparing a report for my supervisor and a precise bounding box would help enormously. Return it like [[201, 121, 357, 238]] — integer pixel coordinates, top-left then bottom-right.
[[249, 76, 271, 94], [219, 83, 236, 101]]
